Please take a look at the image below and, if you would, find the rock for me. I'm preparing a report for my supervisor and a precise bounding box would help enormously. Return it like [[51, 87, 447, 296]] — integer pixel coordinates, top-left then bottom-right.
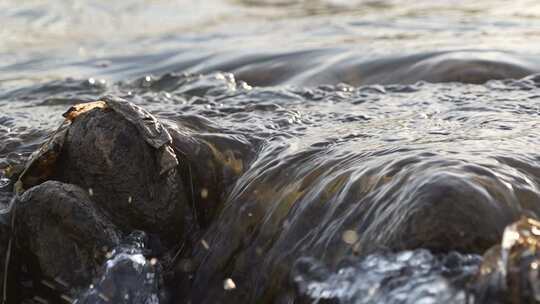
[[186, 154, 523, 303], [14, 181, 120, 290], [16, 127, 68, 193], [55, 99, 189, 244], [0, 209, 14, 304], [474, 217, 540, 303]]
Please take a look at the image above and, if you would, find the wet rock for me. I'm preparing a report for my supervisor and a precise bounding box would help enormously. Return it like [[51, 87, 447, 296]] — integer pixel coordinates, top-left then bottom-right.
[[186, 152, 524, 303], [14, 181, 120, 290], [361, 171, 521, 254], [55, 98, 189, 244], [474, 217, 540, 303], [16, 127, 68, 193], [0, 210, 15, 303]]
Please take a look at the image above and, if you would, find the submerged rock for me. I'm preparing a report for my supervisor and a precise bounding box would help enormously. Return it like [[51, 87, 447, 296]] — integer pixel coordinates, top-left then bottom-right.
[[186, 151, 523, 303]]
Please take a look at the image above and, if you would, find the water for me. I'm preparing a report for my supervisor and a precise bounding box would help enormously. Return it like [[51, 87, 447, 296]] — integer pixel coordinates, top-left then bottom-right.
[[2, 1, 540, 303], [293, 250, 482, 304], [76, 232, 162, 304]]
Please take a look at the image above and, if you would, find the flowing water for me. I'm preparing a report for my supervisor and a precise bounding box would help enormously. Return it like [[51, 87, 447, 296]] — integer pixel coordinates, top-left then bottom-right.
[[2, 1, 540, 303]]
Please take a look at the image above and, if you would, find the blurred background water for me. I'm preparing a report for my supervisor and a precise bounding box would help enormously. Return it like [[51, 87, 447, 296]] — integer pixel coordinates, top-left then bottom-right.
[[2, 0, 540, 86]]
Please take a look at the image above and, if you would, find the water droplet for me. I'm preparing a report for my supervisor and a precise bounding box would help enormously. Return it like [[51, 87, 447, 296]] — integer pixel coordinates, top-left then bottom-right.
[[201, 239, 210, 250], [32, 296, 48, 304], [54, 276, 68, 288], [88, 78, 96, 85], [200, 188, 208, 199], [41, 280, 56, 290], [60, 294, 73, 303], [223, 278, 236, 290], [342, 230, 358, 245], [128, 196, 133, 204], [88, 188, 94, 196], [98, 292, 110, 302]]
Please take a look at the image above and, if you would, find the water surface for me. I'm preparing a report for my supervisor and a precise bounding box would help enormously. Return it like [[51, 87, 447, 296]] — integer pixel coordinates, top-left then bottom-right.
[[2, 1, 540, 303]]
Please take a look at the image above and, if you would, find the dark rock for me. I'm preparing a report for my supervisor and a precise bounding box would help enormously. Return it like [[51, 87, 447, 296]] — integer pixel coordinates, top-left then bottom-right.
[[56, 105, 189, 244], [0, 210, 14, 304], [14, 181, 120, 290]]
